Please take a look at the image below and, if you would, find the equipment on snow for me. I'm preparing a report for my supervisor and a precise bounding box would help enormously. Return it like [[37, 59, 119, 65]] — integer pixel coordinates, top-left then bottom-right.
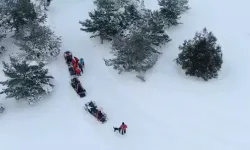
[[68, 64, 76, 76], [70, 77, 86, 97], [64, 51, 72, 64], [84, 101, 107, 123]]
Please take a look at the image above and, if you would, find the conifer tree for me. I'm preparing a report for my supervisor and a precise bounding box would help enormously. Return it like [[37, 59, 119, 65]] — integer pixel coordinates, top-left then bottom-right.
[[158, 0, 189, 27], [104, 30, 161, 75], [0, 0, 47, 32], [79, 0, 123, 43], [0, 55, 54, 104], [176, 28, 223, 81], [141, 9, 171, 46], [13, 23, 61, 61]]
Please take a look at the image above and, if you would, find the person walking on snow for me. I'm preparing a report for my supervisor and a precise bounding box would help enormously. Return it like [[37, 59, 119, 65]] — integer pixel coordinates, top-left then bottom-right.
[[114, 122, 127, 135], [78, 63, 83, 73], [80, 58, 85, 68]]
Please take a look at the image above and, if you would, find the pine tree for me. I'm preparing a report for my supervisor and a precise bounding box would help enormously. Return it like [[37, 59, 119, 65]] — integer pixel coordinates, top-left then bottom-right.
[[158, 0, 189, 27], [122, 3, 141, 29], [0, 0, 47, 32], [104, 30, 161, 75], [79, 0, 123, 43], [13, 23, 61, 61], [0, 55, 54, 104], [124, 8, 171, 47], [176, 28, 223, 81], [141, 9, 171, 46]]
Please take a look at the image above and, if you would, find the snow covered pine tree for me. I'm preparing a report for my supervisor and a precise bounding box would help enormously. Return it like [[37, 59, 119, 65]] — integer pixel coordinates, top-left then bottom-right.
[[0, 56, 54, 104], [79, 0, 123, 43], [13, 23, 61, 61], [104, 30, 161, 80], [176, 28, 223, 81], [0, 0, 47, 32], [158, 0, 189, 27]]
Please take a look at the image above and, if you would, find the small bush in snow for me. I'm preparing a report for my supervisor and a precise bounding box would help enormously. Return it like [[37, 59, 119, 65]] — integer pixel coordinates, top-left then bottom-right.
[[79, 0, 123, 43], [104, 30, 161, 76], [13, 23, 61, 61], [158, 0, 189, 27], [176, 28, 223, 81], [0, 55, 54, 104]]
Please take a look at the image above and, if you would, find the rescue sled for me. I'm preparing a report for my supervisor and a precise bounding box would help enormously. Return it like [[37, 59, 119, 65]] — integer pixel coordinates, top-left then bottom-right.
[[70, 77, 86, 98], [84, 101, 107, 123], [64, 51, 72, 65]]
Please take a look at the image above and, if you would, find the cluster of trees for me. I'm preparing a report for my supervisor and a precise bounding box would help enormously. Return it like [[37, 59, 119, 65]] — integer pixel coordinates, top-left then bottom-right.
[[80, 0, 223, 81], [0, 0, 59, 104]]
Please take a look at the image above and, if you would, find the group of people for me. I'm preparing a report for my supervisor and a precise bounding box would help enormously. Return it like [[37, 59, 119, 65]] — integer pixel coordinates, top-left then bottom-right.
[[64, 51, 85, 76], [72, 56, 84, 76]]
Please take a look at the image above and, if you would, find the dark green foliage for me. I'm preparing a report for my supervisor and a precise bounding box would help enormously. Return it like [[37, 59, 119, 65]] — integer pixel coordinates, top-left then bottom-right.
[[0, 0, 47, 32], [158, 0, 189, 27], [124, 8, 171, 47], [122, 4, 141, 29], [176, 28, 223, 81], [104, 30, 161, 74], [13, 23, 61, 61], [140, 9, 171, 46], [0, 55, 54, 104], [79, 0, 123, 43]]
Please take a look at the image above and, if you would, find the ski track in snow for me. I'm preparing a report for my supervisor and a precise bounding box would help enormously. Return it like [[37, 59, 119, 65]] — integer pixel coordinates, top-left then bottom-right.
[[0, 0, 250, 150]]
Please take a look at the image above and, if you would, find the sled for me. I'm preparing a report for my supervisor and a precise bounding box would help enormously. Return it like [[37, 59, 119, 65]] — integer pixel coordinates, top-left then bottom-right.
[[84, 101, 107, 123], [70, 77, 86, 98], [64, 51, 72, 65]]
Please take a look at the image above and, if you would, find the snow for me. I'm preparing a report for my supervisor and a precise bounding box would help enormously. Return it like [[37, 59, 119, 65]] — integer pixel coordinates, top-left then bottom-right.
[[0, 0, 250, 150]]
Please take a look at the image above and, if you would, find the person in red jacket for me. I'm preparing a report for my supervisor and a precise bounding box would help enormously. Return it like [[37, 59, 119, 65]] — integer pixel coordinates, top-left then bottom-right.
[[72, 58, 76, 65], [113, 122, 127, 135], [74, 67, 81, 76], [74, 57, 79, 64]]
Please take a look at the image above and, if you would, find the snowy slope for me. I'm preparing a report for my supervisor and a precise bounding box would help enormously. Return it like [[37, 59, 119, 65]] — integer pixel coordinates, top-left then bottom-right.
[[0, 0, 249, 150]]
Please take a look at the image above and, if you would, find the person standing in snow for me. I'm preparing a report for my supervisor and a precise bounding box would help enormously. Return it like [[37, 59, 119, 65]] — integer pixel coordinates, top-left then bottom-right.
[[74, 57, 79, 64], [113, 122, 127, 135], [78, 63, 83, 73], [80, 58, 85, 68]]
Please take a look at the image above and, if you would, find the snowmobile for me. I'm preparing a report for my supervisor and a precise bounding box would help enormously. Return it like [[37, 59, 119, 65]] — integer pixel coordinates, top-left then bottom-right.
[[64, 51, 72, 65], [84, 101, 107, 123], [70, 77, 86, 98]]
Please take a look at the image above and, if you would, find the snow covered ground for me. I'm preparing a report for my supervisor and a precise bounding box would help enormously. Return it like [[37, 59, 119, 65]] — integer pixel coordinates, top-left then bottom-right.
[[0, 0, 250, 150]]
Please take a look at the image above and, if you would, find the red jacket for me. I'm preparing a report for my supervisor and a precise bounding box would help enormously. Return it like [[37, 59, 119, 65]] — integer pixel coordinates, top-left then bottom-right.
[[72, 58, 76, 65], [75, 67, 81, 74], [120, 124, 127, 129], [74, 57, 79, 64]]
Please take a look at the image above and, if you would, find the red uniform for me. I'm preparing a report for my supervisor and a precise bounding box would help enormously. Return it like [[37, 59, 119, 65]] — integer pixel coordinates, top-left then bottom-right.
[[72, 58, 76, 65], [74, 57, 79, 64], [75, 67, 81, 75], [120, 124, 127, 129]]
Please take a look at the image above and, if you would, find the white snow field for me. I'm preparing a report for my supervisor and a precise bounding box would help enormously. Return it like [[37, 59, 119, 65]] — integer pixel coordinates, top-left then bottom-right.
[[0, 0, 250, 150]]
